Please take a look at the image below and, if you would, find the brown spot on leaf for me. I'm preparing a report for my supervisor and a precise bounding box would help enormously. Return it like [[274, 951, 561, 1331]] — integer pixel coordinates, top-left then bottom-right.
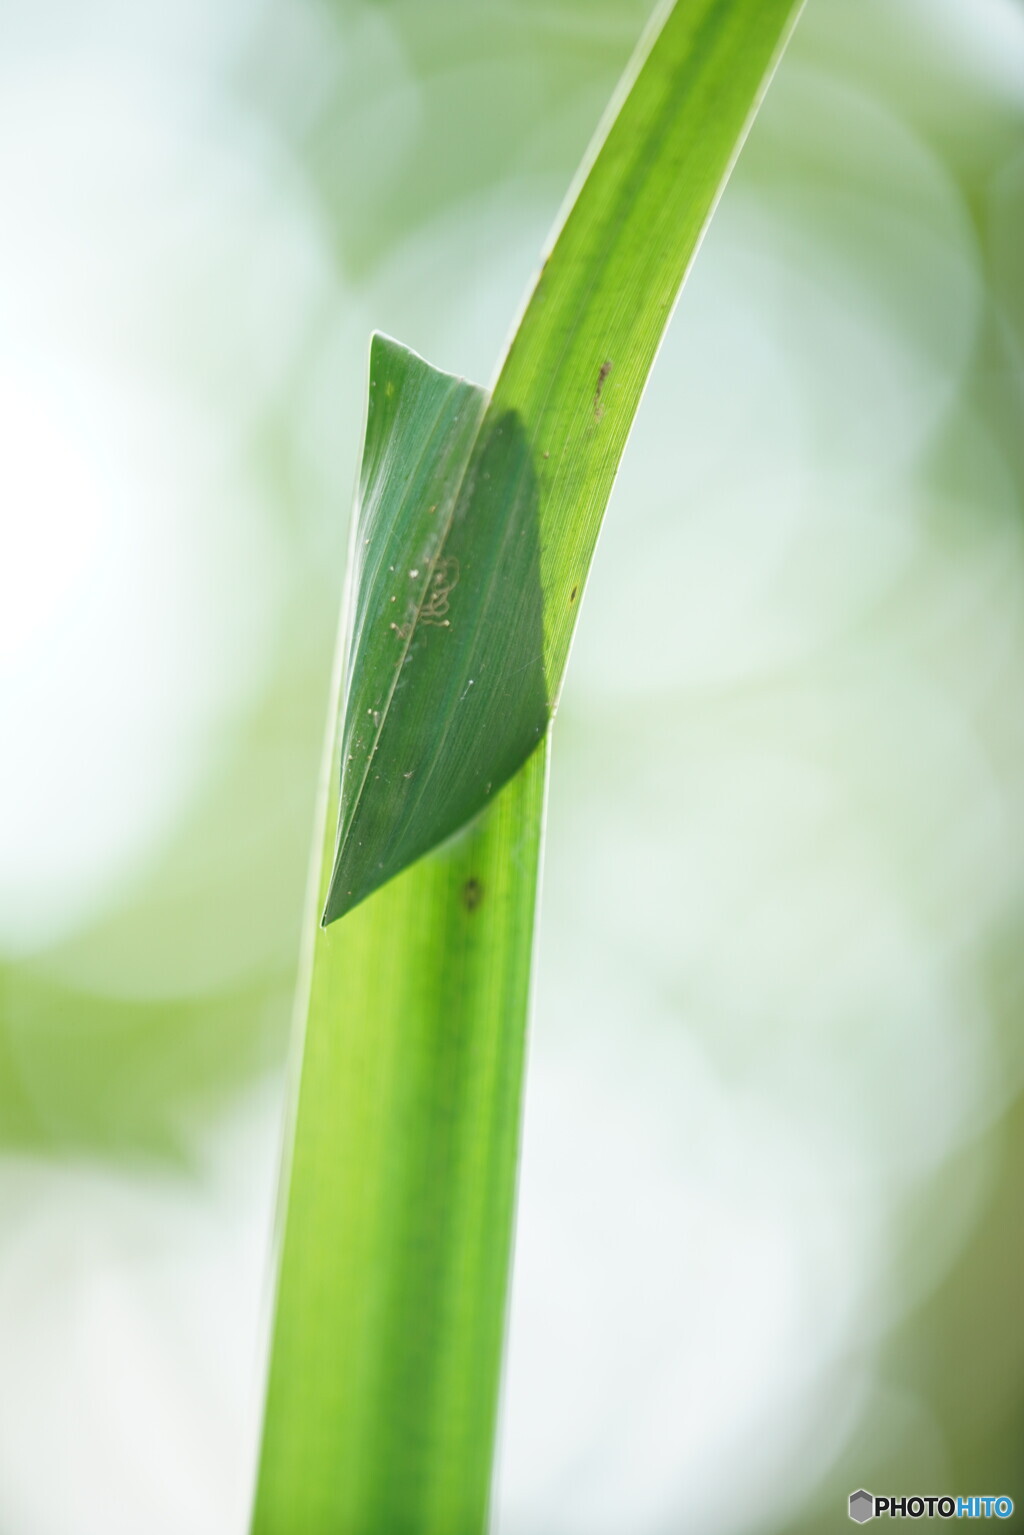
[[462, 877, 484, 912], [593, 358, 613, 419]]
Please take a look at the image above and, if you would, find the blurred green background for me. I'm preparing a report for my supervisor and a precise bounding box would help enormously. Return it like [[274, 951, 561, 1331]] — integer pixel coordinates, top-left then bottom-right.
[[1, 0, 1022, 1529]]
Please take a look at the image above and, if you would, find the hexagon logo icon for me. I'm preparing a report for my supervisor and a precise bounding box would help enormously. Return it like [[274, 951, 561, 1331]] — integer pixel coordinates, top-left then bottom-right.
[[849, 1490, 874, 1523]]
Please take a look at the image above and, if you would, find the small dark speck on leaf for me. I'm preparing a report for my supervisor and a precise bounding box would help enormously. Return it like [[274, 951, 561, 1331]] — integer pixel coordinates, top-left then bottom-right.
[[593, 358, 612, 420], [462, 877, 484, 912], [569, 585, 578, 603]]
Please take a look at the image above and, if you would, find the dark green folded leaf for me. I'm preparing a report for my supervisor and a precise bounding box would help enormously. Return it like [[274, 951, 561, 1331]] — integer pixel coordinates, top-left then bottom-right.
[[323, 337, 548, 922]]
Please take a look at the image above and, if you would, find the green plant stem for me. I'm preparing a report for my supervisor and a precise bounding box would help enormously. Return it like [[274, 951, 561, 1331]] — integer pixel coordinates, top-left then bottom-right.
[[251, 1, 803, 1530], [252, 749, 546, 1533]]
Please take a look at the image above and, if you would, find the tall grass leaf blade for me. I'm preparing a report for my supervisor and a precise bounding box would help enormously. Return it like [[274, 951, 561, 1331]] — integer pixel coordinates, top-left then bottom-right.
[[253, 1, 804, 1531], [496, 0, 806, 687]]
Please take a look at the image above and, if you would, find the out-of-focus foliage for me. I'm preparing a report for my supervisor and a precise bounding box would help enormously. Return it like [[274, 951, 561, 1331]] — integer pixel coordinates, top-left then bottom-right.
[[0, 0, 1022, 1532]]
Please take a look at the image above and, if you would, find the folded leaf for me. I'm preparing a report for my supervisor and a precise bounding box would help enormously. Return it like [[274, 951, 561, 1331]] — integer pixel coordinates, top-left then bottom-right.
[[323, 336, 548, 922]]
